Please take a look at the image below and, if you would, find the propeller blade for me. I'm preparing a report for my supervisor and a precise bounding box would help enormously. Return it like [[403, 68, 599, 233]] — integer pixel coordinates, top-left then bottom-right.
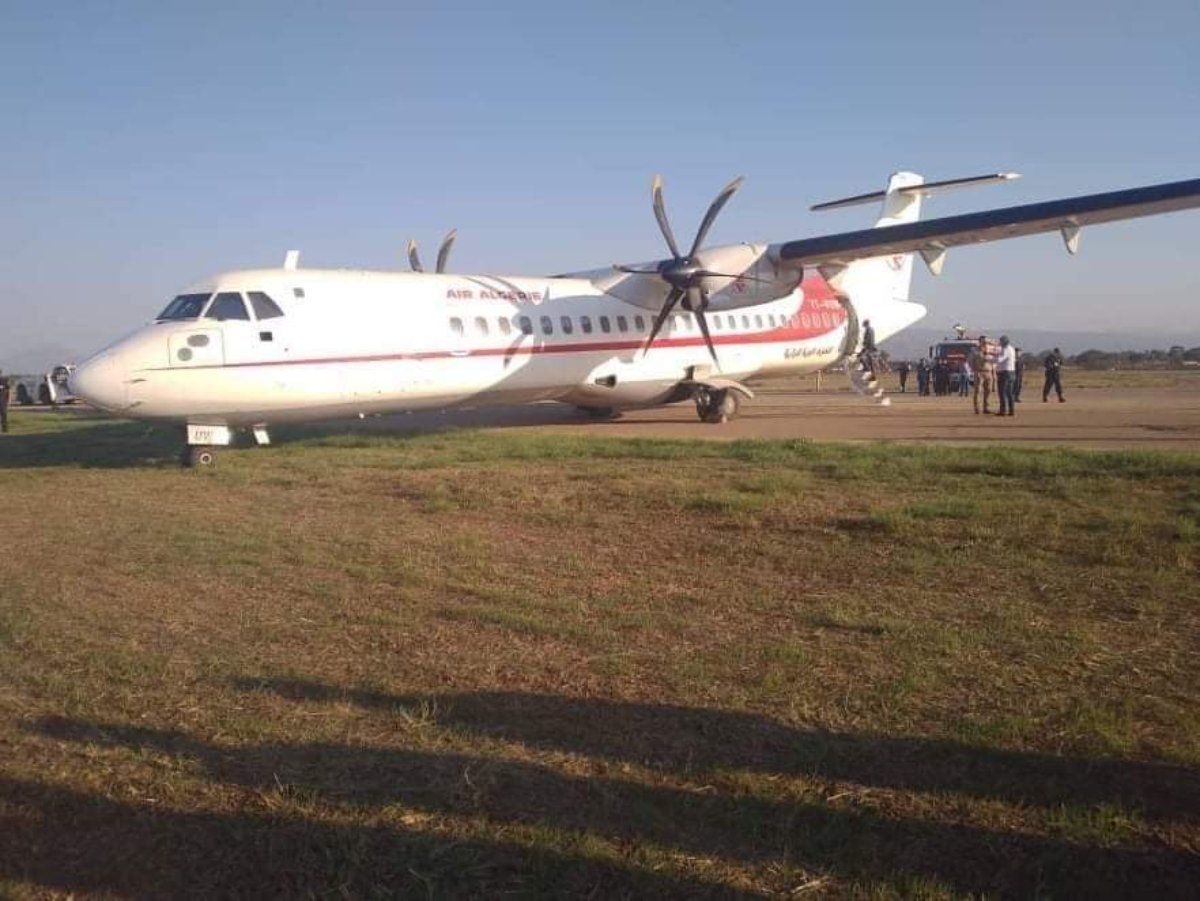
[[436, 228, 457, 274], [612, 264, 661, 275], [651, 175, 682, 259], [694, 303, 719, 365], [644, 286, 684, 354], [407, 240, 423, 273], [688, 175, 745, 258]]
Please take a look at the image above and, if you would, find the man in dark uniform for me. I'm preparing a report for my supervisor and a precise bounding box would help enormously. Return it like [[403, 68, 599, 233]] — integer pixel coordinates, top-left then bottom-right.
[[860, 319, 878, 379], [897, 361, 910, 393], [1013, 348, 1025, 402], [0, 372, 10, 433], [1043, 348, 1066, 402], [916, 359, 929, 395]]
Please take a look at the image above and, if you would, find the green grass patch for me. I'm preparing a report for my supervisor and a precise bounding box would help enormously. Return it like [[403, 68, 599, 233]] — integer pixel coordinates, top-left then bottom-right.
[[0, 415, 1198, 897]]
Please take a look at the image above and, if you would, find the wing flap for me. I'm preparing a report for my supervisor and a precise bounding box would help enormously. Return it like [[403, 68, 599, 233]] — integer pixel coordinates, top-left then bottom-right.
[[781, 178, 1200, 269]]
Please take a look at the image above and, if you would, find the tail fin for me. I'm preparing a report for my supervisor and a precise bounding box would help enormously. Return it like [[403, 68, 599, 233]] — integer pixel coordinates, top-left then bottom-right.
[[813, 170, 1019, 347], [836, 171, 926, 305]]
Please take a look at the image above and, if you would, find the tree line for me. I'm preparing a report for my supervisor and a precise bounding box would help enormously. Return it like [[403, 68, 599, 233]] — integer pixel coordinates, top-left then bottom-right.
[[1049, 346, 1200, 369]]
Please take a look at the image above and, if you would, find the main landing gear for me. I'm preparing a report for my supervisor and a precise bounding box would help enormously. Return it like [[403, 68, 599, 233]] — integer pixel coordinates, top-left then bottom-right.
[[695, 387, 739, 424]]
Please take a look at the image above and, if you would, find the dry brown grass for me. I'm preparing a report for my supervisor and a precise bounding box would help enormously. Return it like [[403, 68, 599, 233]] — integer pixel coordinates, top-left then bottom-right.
[[1, 412, 1198, 897]]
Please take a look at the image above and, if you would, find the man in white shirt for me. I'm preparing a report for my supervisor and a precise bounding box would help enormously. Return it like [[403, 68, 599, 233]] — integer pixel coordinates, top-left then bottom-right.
[[995, 335, 1017, 416]]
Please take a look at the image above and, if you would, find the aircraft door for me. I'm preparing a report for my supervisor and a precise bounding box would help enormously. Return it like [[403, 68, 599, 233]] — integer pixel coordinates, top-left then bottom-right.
[[168, 329, 224, 368]]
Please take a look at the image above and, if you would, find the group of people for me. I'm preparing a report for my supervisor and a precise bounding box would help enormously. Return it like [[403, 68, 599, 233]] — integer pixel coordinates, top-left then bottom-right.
[[894, 342, 1068, 416]]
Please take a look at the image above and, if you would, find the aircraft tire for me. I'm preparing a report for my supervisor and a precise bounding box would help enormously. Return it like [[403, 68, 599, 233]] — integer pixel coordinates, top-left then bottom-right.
[[697, 389, 738, 424], [16, 384, 33, 405], [184, 446, 217, 468]]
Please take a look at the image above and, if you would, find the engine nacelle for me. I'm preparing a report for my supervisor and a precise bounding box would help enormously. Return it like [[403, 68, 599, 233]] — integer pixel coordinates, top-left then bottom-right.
[[591, 243, 800, 311]]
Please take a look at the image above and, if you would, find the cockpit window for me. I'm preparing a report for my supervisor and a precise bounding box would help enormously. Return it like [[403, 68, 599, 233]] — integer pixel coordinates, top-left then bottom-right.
[[247, 291, 285, 320], [205, 292, 250, 321], [157, 293, 210, 320]]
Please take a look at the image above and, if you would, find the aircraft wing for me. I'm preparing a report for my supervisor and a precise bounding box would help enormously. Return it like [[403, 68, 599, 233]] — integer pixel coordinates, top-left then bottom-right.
[[778, 177, 1200, 276]]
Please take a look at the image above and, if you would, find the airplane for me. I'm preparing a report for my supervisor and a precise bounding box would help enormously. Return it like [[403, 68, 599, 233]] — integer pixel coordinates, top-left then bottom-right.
[[69, 170, 1200, 466]]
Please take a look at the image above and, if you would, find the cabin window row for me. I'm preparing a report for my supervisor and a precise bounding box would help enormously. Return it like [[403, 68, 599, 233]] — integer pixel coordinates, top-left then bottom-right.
[[447, 310, 840, 338]]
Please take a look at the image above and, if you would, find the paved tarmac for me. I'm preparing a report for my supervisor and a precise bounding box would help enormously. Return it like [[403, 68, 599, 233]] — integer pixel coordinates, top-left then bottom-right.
[[367, 381, 1200, 450], [33, 379, 1200, 451]]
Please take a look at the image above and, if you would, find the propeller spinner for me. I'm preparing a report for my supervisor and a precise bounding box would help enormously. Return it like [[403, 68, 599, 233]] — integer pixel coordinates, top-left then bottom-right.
[[407, 228, 458, 274], [615, 175, 758, 363]]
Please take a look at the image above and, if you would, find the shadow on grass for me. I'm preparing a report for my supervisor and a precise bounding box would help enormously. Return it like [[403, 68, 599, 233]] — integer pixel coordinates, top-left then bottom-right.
[[0, 775, 745, 899], [236, 681, 1200, 826], [0, 417, 181, 469], [21, 689, 1200, 899], [271, 403, 617, 446]]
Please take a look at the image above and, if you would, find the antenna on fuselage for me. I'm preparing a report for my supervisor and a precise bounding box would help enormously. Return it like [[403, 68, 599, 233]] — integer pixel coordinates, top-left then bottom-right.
[[406, 229, 457, 273]]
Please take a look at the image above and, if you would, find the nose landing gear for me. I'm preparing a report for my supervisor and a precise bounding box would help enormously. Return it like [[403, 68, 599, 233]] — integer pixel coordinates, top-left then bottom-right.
[[181, 424, 233, 468], [183, 445, 217, 468]]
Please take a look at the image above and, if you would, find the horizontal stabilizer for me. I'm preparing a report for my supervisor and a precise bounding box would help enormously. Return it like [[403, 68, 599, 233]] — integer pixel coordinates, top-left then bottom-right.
[[811, 172, 1020, 212]]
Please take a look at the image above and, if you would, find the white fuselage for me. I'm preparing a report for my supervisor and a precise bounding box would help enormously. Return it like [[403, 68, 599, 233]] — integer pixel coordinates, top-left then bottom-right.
[[71, 264, 923, 428]]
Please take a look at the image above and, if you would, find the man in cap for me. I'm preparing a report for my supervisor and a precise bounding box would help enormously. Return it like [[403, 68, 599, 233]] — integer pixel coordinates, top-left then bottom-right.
[[970, 336, 996, 414]]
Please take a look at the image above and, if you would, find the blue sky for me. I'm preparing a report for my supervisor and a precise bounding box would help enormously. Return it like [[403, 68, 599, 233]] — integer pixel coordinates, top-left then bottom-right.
[[1, 0, 1197, 364]]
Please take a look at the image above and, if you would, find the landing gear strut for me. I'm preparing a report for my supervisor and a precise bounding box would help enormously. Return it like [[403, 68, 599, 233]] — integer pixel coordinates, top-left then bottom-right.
[[695, 387, 739, 424]]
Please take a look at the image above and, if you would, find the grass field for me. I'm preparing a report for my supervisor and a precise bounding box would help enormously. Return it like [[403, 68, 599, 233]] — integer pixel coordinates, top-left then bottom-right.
[[1, 412, 1198, 898]]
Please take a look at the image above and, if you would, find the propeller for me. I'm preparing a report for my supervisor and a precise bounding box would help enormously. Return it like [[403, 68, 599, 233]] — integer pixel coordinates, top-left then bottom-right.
[[407, 229, 458, 273], [614, 176, 763, 364]]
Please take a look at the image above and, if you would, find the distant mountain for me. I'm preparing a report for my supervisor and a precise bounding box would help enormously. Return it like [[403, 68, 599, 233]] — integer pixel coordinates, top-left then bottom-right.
[[881, 327, 1196, 360]]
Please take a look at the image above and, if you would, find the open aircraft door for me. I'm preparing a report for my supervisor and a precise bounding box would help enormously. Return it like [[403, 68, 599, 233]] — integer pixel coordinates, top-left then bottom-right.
[[168, 329, 224, 368]]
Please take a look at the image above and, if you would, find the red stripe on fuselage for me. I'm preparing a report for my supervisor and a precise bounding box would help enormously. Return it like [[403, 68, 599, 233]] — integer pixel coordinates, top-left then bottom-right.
[[147, 283, 846, 372]]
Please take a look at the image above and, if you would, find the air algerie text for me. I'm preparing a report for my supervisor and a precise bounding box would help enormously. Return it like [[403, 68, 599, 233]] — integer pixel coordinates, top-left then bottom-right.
[[446, 288, 544, 302]]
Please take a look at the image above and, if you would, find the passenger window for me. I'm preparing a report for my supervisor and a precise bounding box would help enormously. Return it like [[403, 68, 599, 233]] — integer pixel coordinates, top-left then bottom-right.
[[450, 317, 464, 335], [498, 317, 512, 336], [247, 291, 284, 320], [599, 315, 611, 333], [293, 287, 305, 299], [518, 316, 533, 335], [475, 316, 489, 336], [754, 315, 764, 329], [634, 315, 646, 332], [617, 315, 628, 333], [561, 316, 573, 334], [206, 292, 250, 321], [580, 315, 593, 334], [540, 315, 553, 335], [741, 315, 750, 329]]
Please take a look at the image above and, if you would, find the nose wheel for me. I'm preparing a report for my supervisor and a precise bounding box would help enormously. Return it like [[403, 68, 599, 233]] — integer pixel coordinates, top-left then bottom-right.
[[183, 446, 216, 468]]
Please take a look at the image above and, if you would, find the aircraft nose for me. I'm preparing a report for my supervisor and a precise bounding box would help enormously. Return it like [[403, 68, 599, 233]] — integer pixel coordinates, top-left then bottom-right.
[[70, 354, 126, 412]]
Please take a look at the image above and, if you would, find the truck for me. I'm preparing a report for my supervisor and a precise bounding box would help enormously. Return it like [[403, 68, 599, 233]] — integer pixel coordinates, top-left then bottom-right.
[[928, 326, 978, 394], [12, 365, 77, 406]]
